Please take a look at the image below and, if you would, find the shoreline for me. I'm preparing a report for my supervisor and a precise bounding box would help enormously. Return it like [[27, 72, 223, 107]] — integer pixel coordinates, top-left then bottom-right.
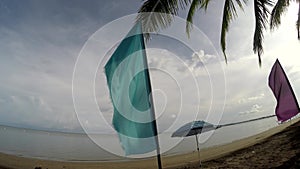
[[0, 118, 298, 169]]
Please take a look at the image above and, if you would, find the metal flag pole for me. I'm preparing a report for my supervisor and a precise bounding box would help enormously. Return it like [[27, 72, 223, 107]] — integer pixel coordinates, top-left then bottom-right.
[[216, 114, 276, 129], [195, 134, 202, 167], [149, 97, 163, 169], [141, 30, 162, 169]]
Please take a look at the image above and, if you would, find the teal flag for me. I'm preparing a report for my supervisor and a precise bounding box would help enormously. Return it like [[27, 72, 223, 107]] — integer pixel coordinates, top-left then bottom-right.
[[104, 23, 157, 155]]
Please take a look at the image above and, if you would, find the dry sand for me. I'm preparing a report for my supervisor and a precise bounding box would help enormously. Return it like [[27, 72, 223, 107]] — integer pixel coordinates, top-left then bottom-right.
[[0, 118, 299, 169]]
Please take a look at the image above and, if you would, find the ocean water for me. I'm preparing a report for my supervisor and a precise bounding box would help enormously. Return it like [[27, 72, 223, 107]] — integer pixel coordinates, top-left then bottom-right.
[[0, 117, 278, 161]]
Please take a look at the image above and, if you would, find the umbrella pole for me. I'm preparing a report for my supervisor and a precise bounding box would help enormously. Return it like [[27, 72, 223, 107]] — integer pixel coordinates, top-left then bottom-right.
[[195, 134, 201, 167]]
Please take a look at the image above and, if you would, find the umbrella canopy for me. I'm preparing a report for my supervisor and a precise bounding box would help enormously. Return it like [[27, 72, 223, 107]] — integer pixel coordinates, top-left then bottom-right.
[[171, 120, 216, 167], [171, 120, 216, 137]]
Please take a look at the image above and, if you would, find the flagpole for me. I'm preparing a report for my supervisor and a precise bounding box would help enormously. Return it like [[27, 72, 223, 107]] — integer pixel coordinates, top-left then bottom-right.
[[195, 134, 201, 167], [141, 33, 163, 169]]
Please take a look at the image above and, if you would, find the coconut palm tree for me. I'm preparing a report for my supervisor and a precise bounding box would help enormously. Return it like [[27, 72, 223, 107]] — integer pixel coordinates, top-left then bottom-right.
[[137, 0, 300, 66]]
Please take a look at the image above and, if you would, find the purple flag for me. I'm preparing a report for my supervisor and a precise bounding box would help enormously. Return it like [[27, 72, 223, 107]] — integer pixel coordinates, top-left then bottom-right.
[[268, 59, 300, 123]]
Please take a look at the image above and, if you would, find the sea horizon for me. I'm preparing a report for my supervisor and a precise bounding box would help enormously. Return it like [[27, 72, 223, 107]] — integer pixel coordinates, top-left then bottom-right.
[[0, 115, 279, 162]]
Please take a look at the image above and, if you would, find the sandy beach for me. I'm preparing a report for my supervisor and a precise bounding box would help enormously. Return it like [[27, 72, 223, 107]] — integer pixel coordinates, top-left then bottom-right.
[[0, 118, 299, 169]]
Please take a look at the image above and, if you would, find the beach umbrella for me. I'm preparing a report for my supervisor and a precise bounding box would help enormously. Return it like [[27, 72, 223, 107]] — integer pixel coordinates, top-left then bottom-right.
[[171, 120, 216, 166]]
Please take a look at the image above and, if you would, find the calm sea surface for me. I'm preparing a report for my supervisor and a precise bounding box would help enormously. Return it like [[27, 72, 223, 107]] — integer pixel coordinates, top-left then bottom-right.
[[0, 117, 278, 161]]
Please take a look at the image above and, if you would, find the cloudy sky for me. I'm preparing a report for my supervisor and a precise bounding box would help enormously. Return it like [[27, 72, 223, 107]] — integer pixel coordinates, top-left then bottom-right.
[[0, 0, 299, 134]]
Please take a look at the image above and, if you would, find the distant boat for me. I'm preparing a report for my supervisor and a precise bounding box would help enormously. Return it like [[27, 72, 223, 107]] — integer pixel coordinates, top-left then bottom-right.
[[268, 59, 300, 123]]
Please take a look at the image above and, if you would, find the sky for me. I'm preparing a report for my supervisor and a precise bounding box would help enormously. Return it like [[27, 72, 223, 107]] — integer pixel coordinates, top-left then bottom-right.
[[0, 0, 300, 134]]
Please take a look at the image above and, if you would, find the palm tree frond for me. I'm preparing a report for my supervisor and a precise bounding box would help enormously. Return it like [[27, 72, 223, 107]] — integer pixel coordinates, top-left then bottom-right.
[[220, 0, 246, 63], [179, 0, 192, 9], [270, 0, 290, 30], [235, 0, 249, 10], [137, 0, 190, 40], [253, 0, 273, 66], [201, 0, 212, 10], [186, 0, 205, 37]]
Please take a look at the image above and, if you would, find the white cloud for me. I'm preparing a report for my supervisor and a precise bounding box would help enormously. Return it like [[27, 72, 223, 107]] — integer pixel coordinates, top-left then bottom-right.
[[239, 104, 263, 115], [238, 93, 265, 104]]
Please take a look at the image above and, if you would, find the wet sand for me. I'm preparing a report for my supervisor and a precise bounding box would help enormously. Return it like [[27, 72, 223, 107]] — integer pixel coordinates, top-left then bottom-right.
[[0, 118, 298, 169]]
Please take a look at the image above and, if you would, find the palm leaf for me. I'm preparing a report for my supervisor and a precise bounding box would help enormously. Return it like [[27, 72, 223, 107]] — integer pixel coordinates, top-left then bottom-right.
[[270, 0, 290, 30], [186, 0, 207, 37], [201, 0, 212, 10], [220, 0, 247, 63], [137, 0, 190, 40], [253, 0, 273, 66]]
